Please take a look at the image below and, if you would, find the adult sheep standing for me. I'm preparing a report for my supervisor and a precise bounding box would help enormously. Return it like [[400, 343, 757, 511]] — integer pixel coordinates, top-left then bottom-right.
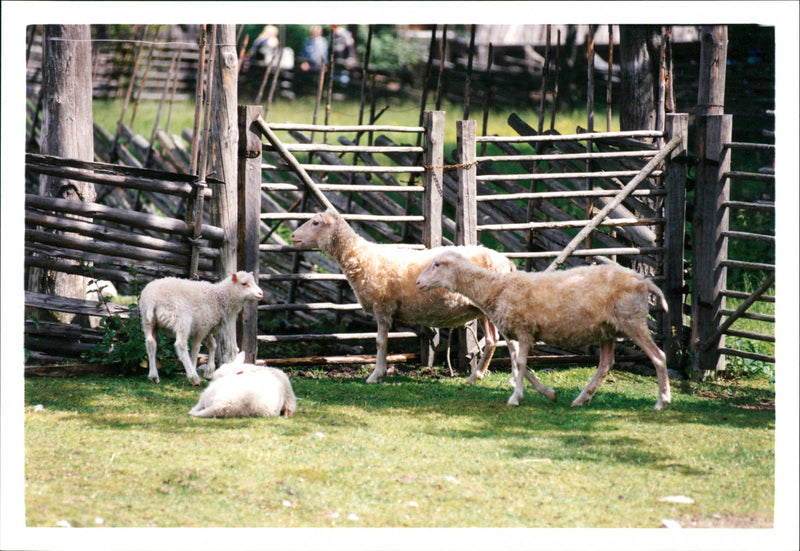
[[290, 208, 531, 386], [139, 271, 264, 385], [416, 250, 671, 410]]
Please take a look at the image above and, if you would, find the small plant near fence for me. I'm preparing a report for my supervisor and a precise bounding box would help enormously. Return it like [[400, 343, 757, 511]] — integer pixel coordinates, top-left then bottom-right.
[[82, 268, 181, 378]]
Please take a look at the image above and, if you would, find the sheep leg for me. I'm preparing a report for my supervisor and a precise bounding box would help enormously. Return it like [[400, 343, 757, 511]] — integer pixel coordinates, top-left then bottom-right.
[[507, 341, 530, 406], [201, 334, 217, 380], [366, 317, 390, 383], [468, 318, 498, 384], [174, 328, 202, 386], [144, 323, 160, 384], [505, 338, 556, 402], [572, 340, 615, 407], [630, 330, 671, 410]]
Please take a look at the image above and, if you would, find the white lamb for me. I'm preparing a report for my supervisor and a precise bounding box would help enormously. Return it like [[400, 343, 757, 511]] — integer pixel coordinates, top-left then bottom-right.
[[290, 208, 524, 385], [139, 271, 264, 385], [416, 250, 671, 410], [189, 352, 297, 418]]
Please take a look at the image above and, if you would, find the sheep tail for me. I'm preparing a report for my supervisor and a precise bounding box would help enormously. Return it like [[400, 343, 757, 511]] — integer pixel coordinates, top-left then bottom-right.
[[646, 280, 669, 313]]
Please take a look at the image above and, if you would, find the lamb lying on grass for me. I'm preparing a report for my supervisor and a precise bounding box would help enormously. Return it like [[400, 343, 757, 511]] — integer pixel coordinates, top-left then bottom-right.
[[139, 271, 263, 385], [290, 208, 520, 384], [417, 250, 671, 410], [189, 352, 296, 418]]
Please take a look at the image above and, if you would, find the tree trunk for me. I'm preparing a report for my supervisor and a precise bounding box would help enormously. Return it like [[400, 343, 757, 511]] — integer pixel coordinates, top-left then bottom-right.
[[618, 25, 663, 133], [209, 24, 241, 364], [35, 25, 96, 323]]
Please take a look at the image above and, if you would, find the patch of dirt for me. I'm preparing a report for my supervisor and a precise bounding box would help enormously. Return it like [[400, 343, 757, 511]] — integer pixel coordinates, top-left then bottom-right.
[[676, 513, 773, 528]]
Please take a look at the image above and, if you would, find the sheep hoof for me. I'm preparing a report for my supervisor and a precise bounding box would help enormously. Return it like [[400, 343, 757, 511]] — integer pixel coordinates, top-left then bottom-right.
[[548, 390, 557, 403], [466, 375, 478, 385], [506, 396, 520, 406], [148, 375, 160, 384], [189, 376, 202, 386], [570, 397, 587, 407], [365, 375, 382, 384], [654, 402, 664, 411]]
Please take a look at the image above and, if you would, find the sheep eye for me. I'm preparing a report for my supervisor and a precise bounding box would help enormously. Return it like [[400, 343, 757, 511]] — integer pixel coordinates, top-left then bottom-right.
[[312, 220, 319, 226]]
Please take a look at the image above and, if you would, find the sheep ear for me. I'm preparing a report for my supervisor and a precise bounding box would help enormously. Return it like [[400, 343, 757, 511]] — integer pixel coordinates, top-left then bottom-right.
[[231, 273, 238, 283], [234, 351, 246, 364]]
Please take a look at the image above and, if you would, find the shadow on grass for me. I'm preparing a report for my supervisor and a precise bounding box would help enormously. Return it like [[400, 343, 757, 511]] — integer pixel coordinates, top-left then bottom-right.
[[25, 369, 775, 440]]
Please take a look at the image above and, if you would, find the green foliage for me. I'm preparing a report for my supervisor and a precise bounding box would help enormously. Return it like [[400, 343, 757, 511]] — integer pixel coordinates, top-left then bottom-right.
[[84, 309, 181, 378], [725, 338, 774, 382], [82, 269, 182, 378]]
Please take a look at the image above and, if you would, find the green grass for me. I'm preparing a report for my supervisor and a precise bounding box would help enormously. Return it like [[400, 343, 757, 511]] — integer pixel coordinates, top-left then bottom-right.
[[93, 96, 608, 160], [25, 368, 774, 528]]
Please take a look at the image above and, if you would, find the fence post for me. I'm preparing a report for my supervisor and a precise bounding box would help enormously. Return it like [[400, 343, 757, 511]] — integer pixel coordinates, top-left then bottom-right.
[[662, 113, 688, 373], [209, 24, 240, 364], [691, 113, 732, 379], [456, 119, 479, 373], [237, 105, 263, 363], [420, 110, 445, 367]]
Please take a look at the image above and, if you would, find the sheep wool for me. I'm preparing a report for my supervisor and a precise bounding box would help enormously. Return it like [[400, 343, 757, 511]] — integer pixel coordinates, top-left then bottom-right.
[[139, 271, 263, 385], [417, 250, 671, 410], [290, 208, 517, 384], [189, 352, 296, 418]]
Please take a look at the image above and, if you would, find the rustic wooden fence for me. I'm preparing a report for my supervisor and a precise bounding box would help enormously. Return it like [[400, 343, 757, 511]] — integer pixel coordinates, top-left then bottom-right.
[[24, 153, 224, 361], [236, 108, 448, 368], [235, 107, 691, 375], [690, 113, 775, 377]]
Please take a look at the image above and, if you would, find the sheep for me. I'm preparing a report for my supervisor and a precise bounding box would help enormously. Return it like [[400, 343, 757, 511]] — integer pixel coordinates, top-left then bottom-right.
[[189, 351, 296, 418], [139, 271, 264, 385], [290, 208, 525, 385], [416, 250, 671, 410]]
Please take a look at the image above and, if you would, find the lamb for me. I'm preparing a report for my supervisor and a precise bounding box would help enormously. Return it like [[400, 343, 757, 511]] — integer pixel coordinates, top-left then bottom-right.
[[416, 250, 671, 410], [290, 208, 522, 385], [189, 351, 296, 418], [139, 271, 264, 385]]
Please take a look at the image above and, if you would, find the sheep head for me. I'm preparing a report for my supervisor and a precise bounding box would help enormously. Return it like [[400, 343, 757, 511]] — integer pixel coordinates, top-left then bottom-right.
[[416, 251, 465, 293], [290, 208, 340, 250], [230, 271, 264, 301]]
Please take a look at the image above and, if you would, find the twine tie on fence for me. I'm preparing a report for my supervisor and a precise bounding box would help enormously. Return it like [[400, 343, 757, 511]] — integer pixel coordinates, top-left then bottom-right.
[[423, 160, 479, 197]]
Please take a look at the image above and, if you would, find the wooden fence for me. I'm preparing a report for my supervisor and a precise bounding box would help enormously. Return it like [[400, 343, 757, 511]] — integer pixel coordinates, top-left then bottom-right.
[[24, 153, 224, 361], [691, 114, 775, 377], [236, 108, 447, 368], [236, 108, 691, 373]]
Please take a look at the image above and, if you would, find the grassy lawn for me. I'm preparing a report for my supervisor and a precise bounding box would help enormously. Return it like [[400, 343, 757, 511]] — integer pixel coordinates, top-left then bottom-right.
[[25, 367, 774, 529]]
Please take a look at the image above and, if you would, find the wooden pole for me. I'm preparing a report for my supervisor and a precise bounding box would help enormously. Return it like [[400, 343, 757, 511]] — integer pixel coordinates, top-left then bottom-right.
[[420, 110, 445, 367], [435, 25, 448, 111], [456, 119, 479, 373], [209, 24, 241, 364], [696, 26, 727, 116], [606, 25, 614, 132], [238, 105, 263, 363], [662, 113, 688, 372], [36, 24, 96, 324], [690, 25, 729, 379], [462, 24, 476, 121]]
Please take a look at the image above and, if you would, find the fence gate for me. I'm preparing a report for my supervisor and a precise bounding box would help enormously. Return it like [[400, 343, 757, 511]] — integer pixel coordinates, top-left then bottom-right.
[[691, 113, 775, 377], [237, 107, 448, 368], [454, 112, 689, 370]]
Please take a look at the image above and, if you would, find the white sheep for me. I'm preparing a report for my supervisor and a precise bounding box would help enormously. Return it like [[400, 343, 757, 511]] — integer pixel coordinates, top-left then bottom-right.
[[139, 271, 264, 385], [290, 208, 525, 385], [416, 250, 671, 410], [189, 352, 297, 418]]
